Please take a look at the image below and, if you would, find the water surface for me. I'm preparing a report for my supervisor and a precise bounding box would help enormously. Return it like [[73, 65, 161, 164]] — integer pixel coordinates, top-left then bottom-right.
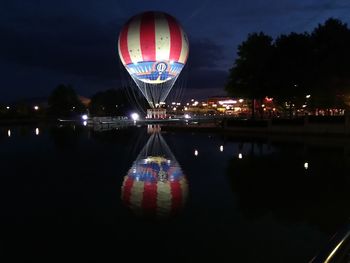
[[0, 124, 349, 262]]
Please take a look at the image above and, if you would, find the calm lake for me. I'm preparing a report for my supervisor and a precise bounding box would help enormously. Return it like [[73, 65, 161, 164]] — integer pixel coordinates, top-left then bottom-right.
[[0, 124, 349, 262]]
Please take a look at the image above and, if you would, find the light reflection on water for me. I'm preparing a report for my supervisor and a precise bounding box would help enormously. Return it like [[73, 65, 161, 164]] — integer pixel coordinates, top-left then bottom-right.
[[0, 124, 349, 262]]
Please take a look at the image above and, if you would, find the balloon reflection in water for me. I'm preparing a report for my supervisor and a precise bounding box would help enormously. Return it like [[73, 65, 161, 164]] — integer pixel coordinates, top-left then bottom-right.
[[122, 131, 188, 219]]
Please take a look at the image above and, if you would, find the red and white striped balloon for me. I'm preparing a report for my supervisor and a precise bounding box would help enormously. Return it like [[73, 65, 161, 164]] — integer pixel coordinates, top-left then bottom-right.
[[118, 11, 189, 84]]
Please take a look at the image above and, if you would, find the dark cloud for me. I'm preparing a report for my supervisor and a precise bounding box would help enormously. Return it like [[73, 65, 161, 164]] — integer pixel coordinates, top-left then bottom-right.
[[1, 0, 350, 101], [0, 15, 122, 80]]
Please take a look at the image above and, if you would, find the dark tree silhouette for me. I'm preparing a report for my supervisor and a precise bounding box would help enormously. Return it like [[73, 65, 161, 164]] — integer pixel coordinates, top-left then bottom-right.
[[48, 84, 85, 117], [226, 18, 350, 116], [89, 89, 132, 116], [226, 32, 274, 118]]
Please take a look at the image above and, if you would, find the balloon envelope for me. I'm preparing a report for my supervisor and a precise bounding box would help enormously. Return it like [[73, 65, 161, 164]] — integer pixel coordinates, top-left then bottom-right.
[[118, 11, 189, 85]]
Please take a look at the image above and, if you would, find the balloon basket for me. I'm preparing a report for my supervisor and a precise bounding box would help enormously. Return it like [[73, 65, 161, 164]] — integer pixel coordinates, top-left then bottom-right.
[[146, 108, 167, 119]]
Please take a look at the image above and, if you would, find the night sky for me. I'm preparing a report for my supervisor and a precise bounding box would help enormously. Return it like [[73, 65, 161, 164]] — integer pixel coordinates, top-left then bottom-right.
[[1, 0, 349, 102]]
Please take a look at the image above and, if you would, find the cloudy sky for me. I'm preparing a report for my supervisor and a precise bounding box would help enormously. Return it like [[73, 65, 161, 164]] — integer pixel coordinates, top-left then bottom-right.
[[1, 0, 350, 102]]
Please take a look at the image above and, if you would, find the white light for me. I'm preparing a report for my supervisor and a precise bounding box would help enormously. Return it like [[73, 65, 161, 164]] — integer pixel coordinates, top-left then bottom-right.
[[7, 129, 11, 137], [306, 95, 311, 99], [261, 104, 265, 108], [194, 150, 198, 156], [239, 99, 244, 103], [35, 128, 39, 135], [83, 121, 87, 126], [6, 106, 10, 110], [302, 105, 307, 108], [34, 105, 39, 110], [220, 145, 224, 152], [184, 107, 188, 111], [176, 103, 181, 106], [184, 114, 191, 119], [238, 153, 243, 159], [82, 114, 88, 120], [173, 107, 177, 111], [304, 162, 309, 170], [172, 102, 176, 105], [218, 100, 237, 105], [131, 113, 139, 121]]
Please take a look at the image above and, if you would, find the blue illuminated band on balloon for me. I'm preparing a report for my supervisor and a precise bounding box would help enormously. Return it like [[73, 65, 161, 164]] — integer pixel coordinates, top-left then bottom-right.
[[125, 61, 185, 83], [127, 158, 184, 183]]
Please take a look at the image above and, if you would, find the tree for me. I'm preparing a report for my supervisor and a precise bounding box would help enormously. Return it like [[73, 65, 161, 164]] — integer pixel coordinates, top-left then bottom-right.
[[225, 32, 274, 118], [311, 18, 350, 109], [89, 89, 132, 116], [48, 84, 85, 117], [272, 32, 313, 116]]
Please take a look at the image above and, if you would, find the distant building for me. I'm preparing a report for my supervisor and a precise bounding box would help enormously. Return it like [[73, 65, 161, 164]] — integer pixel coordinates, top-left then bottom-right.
[[207, 96, 250, 116]]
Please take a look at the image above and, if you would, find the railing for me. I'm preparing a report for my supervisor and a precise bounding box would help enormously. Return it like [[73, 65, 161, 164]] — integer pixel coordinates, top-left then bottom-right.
[[310, 223, 350, 263]]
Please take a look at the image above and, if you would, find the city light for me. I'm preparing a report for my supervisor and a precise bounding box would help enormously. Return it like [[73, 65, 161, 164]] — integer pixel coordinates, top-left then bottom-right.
[[194, 150, 198, 156], [83, 121, 87, 126], [184, 114, 191, 119], [304, 162, 309, 170], [7, 129, 11, 137], [6, 106, 10, 110], [131, 113, 140, 121], [35, 128, 39, 136], [238, 153, 243, 159], [218, 100, 237, 105], [82, 114, 88, 120], [34, 105, 39, 110], [220, 145, 223, 152], [239, 99, 244, 103], [306, 95, 311, 99]]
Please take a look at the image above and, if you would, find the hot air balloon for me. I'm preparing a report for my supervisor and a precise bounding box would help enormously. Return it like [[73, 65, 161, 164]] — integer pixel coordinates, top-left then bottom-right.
[[118, 11, 189, 113], [121, 127, 188, 218]]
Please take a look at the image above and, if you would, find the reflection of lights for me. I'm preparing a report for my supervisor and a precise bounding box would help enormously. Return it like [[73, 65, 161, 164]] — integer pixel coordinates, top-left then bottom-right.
[[82, 114, 88, 120], [306, 95, 311, 99], [220, 145, 223, 152], [304, 162, 309, 170], [238, 153, 243, 159], [35, 128, 39, 136], [83, 121, 87, 126], [194, 150, 198, 156], [34, 105, 39, 110], [184, 114, 191, 119], [131, 113, 139, 121], [7, 129, 11, 137], [239, 99, 244, 103]]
